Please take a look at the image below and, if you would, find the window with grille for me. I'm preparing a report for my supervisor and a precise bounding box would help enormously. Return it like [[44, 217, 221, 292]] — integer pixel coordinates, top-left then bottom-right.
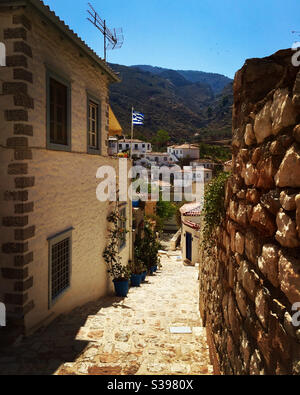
[[48, 229, 72, 307], [118, 207, 127, 251], [46, 70, 71, 151]]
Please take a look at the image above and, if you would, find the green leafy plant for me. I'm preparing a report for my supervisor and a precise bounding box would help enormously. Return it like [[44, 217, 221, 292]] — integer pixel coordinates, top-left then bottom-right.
[[134, 219, 162, 270], [202, 171, 230, 248], [129, 259, 146, 275], [103, 209, 131, 281]]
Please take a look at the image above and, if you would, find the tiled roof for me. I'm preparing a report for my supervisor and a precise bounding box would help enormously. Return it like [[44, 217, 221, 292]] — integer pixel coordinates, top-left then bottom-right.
[[182, 219, 201, 230], [169, 144, 199, 150], [121, 139, 148, 144], [0, 0, 120, 83], [180, 203, 202, 217], [192, 159, 218, 164], [147, 152, 169, 156]]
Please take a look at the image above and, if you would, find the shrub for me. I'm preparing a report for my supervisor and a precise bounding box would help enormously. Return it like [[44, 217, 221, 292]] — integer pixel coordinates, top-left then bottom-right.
[[202, 171, 230, 248]]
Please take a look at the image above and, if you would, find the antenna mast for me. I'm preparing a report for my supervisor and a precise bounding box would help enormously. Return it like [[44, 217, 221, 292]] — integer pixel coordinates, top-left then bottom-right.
[[87, 3, 124, 62]]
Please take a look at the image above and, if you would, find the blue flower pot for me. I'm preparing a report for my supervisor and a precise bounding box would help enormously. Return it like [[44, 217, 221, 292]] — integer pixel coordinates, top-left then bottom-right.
[[141, 271, 147, 282], [150, 266, 156, 275], [154, 266, 158, 272], [132, 200, 140, 208], [113, 280, 129, 297], [131, 273, 142, 287]]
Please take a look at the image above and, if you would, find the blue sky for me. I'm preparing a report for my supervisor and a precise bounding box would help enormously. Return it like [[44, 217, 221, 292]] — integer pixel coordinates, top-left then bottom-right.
[[43, 0, 300, 79]]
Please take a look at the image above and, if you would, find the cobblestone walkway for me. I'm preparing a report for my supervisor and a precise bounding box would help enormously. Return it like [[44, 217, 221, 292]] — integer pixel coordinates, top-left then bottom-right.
[[0, 246, 213, 375]]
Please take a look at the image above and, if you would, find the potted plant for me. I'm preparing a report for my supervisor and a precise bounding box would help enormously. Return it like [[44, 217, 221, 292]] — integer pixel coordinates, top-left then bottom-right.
[[129, 259, 146, 287], [103, 210, 131, 297], [134, 219, 161, 276]]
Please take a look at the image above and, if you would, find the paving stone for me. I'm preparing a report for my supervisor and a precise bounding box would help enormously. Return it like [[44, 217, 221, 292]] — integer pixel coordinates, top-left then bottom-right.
[[0, 235, 212, 376]]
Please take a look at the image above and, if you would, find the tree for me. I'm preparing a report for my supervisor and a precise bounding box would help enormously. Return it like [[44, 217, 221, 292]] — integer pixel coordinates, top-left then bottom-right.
[[152, 129, 170, 151], [156, 200, 177, 223]]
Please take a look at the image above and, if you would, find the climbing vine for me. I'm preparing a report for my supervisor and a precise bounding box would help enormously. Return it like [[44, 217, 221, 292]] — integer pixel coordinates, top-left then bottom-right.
[[103, 209, 131, 281], [202, 171, 230, 248]]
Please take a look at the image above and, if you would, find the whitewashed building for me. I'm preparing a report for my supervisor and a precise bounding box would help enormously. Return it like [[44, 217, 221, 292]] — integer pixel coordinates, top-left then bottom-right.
[[168, 144, 200, 161], [118, 139, 152, 157]]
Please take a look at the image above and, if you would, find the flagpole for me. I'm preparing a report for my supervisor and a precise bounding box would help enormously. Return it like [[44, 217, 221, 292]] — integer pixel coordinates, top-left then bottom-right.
[[130, 107, 134, 160], [129, 107, 134, 263]]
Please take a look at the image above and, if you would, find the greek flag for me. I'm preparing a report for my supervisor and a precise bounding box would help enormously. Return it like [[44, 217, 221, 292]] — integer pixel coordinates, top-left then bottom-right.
[[132, 111, 144, 125]]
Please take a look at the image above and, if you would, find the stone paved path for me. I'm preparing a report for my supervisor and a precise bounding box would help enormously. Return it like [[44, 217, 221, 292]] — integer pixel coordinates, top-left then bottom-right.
[[0, 242, 213, 375]]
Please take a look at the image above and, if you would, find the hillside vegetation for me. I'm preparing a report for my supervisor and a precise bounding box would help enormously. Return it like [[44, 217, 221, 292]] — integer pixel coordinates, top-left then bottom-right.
[[109, 63, 233, 143]]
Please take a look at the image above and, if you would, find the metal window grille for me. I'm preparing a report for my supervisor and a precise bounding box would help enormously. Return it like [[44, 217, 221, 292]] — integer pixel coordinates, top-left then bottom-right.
[[48, 229, 72, 306]]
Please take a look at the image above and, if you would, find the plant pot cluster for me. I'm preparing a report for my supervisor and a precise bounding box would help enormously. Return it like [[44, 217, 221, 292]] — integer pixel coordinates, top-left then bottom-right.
[[104, 213, 162, 298], [113, 265, 159, 297]]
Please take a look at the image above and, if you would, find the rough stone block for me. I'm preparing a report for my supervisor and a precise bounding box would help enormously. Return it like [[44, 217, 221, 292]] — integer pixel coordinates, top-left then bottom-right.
[[275, 145, 300, 188], [278, 252, 300, 305]]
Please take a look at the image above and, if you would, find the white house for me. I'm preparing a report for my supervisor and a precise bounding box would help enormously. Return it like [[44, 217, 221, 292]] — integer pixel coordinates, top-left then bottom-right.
[[108, 137, 119, 156], [180, 203, 202, 266], [168, 144, 200, 161], [118, 139, 152, 157], [140, 152, 176, 166], [191, 159, 219, 171]]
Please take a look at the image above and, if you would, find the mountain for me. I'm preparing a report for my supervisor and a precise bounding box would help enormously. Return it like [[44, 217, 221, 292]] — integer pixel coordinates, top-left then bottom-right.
[[133, 65, 232, 94], [109, 63, 233, 143]]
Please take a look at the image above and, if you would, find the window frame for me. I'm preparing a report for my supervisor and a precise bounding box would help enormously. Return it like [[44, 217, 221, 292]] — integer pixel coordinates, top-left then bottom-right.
[[87, 93, 102, 155], [48, 228, 73, 308], [46, 69, 72, 152]]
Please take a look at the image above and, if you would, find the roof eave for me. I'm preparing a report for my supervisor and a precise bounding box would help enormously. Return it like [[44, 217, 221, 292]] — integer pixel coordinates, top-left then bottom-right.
[[0, 0, 121, 83]]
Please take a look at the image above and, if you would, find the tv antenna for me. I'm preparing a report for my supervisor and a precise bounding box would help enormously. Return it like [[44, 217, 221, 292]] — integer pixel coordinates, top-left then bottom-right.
[[87, 3, 124, 62], [292, 30, 300, 37]]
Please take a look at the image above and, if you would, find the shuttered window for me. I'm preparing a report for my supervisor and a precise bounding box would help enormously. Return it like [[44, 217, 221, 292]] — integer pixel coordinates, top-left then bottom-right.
[[88, 101, 98, 149]]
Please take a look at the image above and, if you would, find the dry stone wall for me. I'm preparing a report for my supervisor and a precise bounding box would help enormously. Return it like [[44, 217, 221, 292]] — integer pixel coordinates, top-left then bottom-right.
[[199, 49, 300, 375]]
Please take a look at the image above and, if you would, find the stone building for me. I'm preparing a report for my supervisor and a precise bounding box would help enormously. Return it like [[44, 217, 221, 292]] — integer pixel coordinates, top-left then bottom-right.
[[0, 0, 131, 340]]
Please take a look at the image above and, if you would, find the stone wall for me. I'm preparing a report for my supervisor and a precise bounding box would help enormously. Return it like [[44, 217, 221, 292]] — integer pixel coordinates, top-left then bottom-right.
[[199, 49, 300, 375]]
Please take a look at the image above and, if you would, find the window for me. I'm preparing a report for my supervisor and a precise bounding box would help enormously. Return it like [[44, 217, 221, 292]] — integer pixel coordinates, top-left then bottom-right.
[[135, 144, 138, 150], [119, 144, 123, 150], [119, 207, 127, 250], [88, 101, 98, 149], [87, 94, 101, 154], [126, 144, 130, 149], [47, 70, 71, 151], [48, 228, 73, 307]]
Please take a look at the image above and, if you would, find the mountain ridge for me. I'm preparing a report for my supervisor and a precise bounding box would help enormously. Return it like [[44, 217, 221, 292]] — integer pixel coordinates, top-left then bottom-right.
[[109, 63, 233, 143]]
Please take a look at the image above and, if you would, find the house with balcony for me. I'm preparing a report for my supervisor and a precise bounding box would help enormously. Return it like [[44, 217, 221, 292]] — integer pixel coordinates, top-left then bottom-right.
[[0, 0, 131, 340]]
